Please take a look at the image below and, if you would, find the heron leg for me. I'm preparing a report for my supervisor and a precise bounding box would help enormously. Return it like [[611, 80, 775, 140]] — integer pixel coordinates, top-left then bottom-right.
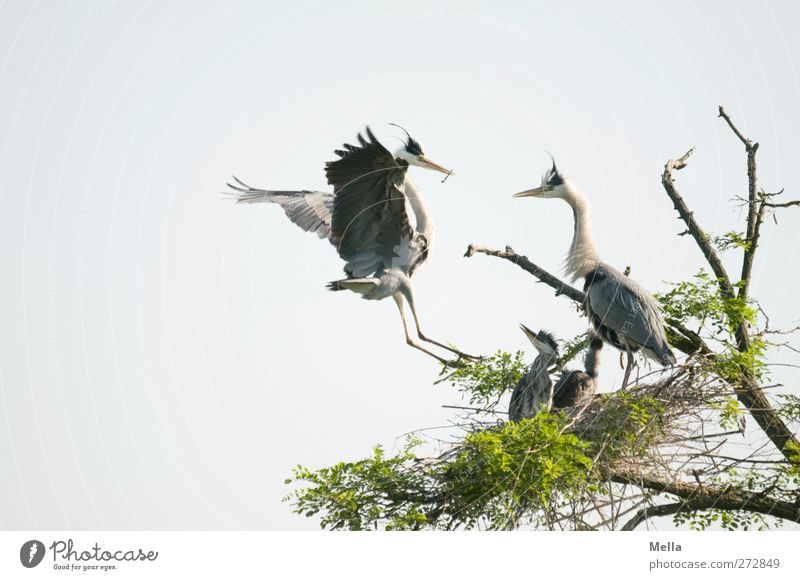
[[403, 288, 479, 360], [393, 293, 453, 366], [621, 344, 635, 389]]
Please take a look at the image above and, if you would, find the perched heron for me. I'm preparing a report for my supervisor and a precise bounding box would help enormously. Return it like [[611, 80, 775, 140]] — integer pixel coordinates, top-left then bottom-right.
[[552, 331, 603, 408], [227, 125, 472, 365], [509, 325, 602, 421], [514, 159, 676, 387], [508, 324, 558, 422]]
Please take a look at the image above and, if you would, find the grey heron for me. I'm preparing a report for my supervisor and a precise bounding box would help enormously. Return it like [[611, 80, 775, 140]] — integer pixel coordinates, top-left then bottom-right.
[[514, 159, 676, 387], [552, 331, 602, 408], [508, 324, 558, 422], [227, 125, 473, 365], [509, 326, 602, 421]]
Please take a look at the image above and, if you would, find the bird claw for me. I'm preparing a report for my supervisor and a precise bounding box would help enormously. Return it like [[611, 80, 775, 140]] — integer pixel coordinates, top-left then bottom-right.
[[442, 358, 470, 369], [443, 352, 484, 369]]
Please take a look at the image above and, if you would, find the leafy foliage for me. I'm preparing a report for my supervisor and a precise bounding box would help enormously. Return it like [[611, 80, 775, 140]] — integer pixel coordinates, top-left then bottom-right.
[[673, 509, 774, 531], [286, 210, 798, 530], [658, 270, 755, 339], [709, 231, 751, 253], [556, 333, 590, 368], [443, 349, 527, 407], [657, 269, 767, 379], [713, 396, 745, 431], [286, 412, 599, 530], [285, 380, 680, 530], [285, 438, 430, 531], [776, 395, 800, 426]]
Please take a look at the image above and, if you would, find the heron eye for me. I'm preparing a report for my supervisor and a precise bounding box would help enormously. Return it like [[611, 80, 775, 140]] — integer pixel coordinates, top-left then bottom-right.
[[548, 170, 564, 186]]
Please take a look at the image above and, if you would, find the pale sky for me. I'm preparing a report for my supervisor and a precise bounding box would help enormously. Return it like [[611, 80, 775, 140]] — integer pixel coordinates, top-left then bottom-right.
[[0, 0, 798, 529]]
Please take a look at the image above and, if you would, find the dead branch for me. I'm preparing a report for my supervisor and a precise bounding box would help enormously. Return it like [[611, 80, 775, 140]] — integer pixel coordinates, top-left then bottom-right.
[[661, 147, 736, 300], [464, 244, 585, 303], [661, 132, 799, 463], [611, 468, 800, 525], [764, 199, 800, 209], [718, 105, 757, 150], [464, 243, 714, 358], [718, 106, 762, 303], [621, 502, 686, 531]]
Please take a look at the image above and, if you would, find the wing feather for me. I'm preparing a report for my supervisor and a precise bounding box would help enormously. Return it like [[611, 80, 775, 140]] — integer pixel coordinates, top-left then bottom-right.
[[584, 264, 675, 363], [325, 127, 415, 277], [226, 178, 334, 242]]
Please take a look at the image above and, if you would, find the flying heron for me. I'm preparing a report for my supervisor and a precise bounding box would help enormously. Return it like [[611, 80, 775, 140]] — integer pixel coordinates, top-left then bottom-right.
[[508, 324, 558, 422], [227, 125, 473, 365], [509, 325, 602, 421], [514, 159, 676, 387]]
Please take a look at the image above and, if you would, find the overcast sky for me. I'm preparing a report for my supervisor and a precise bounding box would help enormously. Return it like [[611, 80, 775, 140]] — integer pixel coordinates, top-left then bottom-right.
[[1, 0, 798, 530]]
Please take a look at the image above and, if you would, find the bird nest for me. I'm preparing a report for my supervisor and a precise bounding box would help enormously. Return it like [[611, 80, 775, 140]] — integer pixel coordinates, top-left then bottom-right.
[[428, 361, 746, 528], [562, 363, 730, 455]]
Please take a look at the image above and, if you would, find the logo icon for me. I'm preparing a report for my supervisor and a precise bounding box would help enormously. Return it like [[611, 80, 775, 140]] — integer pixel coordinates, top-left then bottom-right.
[[20, 540, 45, 568]]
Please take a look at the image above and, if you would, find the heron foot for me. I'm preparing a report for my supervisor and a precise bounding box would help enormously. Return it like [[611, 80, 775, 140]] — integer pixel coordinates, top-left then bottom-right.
[[452, 350, 481, 361], [442, 358, 470, 369], [417, 332, 479, 361]]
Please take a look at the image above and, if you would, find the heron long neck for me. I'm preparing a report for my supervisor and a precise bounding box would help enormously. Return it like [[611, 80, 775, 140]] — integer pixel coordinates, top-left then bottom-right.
[[529, 352, 555, 383], [584, 336, 603, 379], [564, 186, 601, 281], [404, 176, 435, 240]]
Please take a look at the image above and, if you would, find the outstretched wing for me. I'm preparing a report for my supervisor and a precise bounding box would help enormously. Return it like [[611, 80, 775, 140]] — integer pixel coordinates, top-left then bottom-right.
[[226, 177, 334, 242], [584, 264, 675, 364], [325, 127, 415, 278]]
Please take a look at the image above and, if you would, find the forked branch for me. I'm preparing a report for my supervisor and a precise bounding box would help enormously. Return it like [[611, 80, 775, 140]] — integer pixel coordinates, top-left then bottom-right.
[[660, 147, 736, 300], [661, 108, 800, 462]]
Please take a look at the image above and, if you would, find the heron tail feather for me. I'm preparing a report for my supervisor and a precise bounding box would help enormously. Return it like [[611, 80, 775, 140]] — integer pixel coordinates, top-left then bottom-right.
[[326, 278, 379, 296]]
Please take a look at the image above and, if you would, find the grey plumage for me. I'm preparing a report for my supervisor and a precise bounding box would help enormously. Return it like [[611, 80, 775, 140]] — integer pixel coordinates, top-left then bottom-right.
[[508, 325, 558, 422], [325, 128, 421, 279], [584, 265, 676, 366], [552, 333, 603, 408], [514, 160, 677, 387], [227, 179, 335, 241], [510, 327, 603, 421], [227, 126, 467, 364]]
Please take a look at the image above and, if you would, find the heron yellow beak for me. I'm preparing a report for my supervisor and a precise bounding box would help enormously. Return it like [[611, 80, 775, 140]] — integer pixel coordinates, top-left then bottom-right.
[[519, 323, 540, 346], [418, 155, 454, 176], [513, 186, 548, 198]]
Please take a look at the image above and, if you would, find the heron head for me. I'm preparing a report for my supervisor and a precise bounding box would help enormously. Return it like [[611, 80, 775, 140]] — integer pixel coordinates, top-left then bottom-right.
[[389, 123, 453, 177], [519, 324, 559, 357], [513, 155, 567, 199]]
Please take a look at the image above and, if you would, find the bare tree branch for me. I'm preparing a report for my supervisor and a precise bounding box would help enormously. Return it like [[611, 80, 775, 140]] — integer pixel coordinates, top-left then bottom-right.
[[661, 147, 737, 300], [465, 243, 715, 358], [663, 318, 713, 356], [718, 105, 756, 149], [611, 469, 800, 525], [621, 502, 686, 531], [764, 199, 800, 209], [661, 140, 799, 463], [464, 244, 585, 303], [718, 106, 762, 303]]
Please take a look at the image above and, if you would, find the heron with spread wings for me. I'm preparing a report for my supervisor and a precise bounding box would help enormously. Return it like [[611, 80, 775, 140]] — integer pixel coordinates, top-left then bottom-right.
[[227, 125, 473, 365], [514, 159, 676, 387]]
